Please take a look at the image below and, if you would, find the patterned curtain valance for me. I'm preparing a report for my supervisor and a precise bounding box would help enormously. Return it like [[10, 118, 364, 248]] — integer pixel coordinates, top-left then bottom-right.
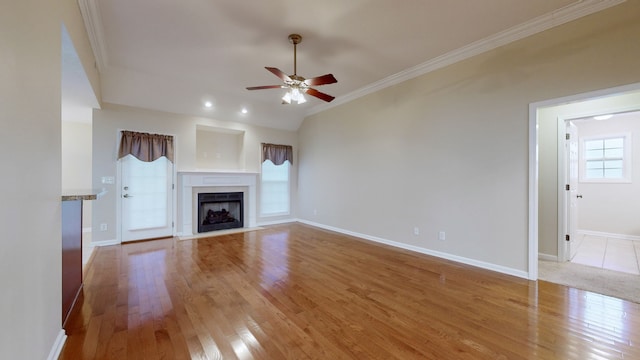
[[118, 130, 174, 163], [262, 143, 293, 165]]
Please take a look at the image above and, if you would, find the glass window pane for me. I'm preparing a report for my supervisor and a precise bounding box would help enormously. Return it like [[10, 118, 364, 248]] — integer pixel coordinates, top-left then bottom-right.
[[586, 169, 603, 179], [585, 149, 603, 160], [127, 156, 168, 230], [604, 160, 623, 169], [604, 148, 623, 158], [261, 160, 290, 215], [604, 168, 623, 178], [585, 140, 604, 151], [586, 160, 603, 170], [604, 138, 623, 148]]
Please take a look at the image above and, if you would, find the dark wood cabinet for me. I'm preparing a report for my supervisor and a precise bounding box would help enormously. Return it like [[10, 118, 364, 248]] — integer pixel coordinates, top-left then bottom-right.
[[61, 199, 82, 327]]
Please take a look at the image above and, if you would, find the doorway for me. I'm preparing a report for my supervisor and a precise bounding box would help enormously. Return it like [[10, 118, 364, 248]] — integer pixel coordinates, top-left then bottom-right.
[[564, 111, 640, 275], [529, 82, 640, 281], [119, 154, 174, 242]]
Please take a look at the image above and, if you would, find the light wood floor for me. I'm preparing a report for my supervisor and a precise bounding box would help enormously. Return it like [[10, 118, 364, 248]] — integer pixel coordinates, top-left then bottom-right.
[[60, 223, 640, 359]]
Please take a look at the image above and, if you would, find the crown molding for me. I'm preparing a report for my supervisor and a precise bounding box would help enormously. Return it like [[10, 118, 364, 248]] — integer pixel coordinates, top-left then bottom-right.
[[77, 0, 108, 72], [307, 0, 626, 117]]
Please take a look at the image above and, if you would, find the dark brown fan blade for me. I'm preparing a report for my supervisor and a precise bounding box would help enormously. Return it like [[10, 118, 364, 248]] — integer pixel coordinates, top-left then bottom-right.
[[265, 67, 292, 82], [304, 73, 337, 86], [305, 88, 335, 102], [246, 85, 284, 90]]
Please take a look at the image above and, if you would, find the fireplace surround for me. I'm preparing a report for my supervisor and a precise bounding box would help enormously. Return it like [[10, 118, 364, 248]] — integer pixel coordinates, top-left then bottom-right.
[[178, 171, 257, 237]]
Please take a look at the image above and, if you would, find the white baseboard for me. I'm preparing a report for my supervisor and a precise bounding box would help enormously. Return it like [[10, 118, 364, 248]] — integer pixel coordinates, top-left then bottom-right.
[[90, 239, 120, 247], [577, 229, 640, 241], [297, 219, 529, 279], [47, 329, 66, 360], [538, 253, 558, 261], [257, 218, 297, 227]]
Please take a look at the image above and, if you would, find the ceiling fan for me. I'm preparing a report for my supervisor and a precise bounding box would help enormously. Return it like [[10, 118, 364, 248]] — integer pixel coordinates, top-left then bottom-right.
[[246, 34, 337, 104]]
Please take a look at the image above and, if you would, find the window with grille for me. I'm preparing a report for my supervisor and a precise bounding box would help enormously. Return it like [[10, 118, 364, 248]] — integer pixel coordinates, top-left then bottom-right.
[[260, 160, 290, 216], [581, 135, 631, 182]]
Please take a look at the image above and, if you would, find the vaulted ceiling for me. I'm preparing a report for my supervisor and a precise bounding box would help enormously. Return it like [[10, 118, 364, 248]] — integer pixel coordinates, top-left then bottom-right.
[[74, 0, 622, 130]]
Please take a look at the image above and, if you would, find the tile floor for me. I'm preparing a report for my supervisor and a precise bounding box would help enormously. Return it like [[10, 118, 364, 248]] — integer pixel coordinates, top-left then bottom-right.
[[571, 234, 640, 275]]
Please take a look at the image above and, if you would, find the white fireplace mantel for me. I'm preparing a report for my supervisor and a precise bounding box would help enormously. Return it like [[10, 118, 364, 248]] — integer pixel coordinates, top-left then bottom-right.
[[178, 171, 258, 237]]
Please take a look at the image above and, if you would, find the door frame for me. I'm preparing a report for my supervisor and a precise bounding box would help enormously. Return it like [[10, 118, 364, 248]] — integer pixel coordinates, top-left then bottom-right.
[[557, 119, 579, 262], [528, 82, 640, 280], [115, 129, 178, 244]]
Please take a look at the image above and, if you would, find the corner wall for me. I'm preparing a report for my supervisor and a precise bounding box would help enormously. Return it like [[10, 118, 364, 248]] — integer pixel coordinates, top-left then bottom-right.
[[297, 1, 640, 274], [0, 1, 63, 359]]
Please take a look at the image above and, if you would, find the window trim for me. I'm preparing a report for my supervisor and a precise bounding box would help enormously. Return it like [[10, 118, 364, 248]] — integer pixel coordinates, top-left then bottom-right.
[[579, 133, 632, 183]]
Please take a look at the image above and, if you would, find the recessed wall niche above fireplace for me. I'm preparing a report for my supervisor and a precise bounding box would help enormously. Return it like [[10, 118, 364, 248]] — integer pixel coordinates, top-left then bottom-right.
[[198, 192, 243, 233]]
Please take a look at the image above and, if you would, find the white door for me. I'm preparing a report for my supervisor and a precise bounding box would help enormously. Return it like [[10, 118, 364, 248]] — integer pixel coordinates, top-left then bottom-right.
[[120, 155, 173, 242], [566, 121, 579, 261]]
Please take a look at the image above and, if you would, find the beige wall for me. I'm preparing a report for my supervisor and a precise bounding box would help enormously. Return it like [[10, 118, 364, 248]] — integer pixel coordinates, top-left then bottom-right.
[[92, 103, 298, 243], [62, 121, 93, 227], [298, 1, 640, 273], [538, 91, 640, 258], [195, 126, 244, 170], [0, 1, 63, 358]]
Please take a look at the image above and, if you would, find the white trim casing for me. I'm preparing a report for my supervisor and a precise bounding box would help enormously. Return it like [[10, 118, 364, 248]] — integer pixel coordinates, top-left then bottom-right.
[[46, 330, 67, 360], [178, 171, 258, 237], [529, 81, 640, 280], [538, 253, 559, 262]]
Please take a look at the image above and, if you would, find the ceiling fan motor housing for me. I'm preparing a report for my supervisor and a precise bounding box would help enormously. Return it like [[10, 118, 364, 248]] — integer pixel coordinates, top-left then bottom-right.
[[245, 33, 337, 103]]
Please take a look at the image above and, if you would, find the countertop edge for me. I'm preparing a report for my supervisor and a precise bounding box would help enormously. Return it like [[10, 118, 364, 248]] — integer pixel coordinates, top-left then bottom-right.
[[62, 189, 107, 201]]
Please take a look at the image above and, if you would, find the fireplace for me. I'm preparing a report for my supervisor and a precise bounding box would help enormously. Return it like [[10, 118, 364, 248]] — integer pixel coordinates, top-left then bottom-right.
[[198, 192, 244, 233], [177, 171, 257, 238]]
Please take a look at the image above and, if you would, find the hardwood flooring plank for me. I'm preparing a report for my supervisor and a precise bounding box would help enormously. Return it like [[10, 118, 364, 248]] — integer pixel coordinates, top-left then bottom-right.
[[60, 223, 640, 359]]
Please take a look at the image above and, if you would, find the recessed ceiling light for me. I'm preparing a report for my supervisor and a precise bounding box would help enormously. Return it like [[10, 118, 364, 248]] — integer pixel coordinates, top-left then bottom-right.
[[204, 101, 213, 108], [593, 114, 613, 120], [241, 108, 248, 114]]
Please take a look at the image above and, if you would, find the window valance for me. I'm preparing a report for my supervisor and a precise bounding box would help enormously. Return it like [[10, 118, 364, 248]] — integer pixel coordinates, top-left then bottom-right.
[[118, 130, 174, 163], [262, 143, 293, 165]]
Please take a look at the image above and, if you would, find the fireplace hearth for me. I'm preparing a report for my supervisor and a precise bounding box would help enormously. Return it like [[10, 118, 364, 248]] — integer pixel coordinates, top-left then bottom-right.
[[198, 192, 243, 233]]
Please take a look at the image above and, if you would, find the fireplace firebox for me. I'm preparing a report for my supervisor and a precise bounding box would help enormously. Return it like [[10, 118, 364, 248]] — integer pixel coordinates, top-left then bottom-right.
[[197, 192, 243, 233]]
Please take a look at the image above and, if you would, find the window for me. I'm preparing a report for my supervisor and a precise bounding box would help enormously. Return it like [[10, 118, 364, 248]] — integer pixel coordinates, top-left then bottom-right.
[[261, 159, 290, 215], [580, 134, 631, 182]]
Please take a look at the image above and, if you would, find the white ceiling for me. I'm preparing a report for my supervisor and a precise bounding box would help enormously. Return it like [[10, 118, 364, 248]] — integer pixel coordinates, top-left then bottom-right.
[[74, 0, 622, 131]]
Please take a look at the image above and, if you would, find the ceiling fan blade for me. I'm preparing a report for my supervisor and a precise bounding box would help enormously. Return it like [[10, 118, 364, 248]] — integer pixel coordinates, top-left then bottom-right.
[[246, 85, 284, 90], [265, 67, 292, 82], [304, 73, 337, 86], [305, 88, 335, 102]]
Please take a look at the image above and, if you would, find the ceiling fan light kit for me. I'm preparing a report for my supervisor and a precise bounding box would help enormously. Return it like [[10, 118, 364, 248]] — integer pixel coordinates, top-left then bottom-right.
[[246, 34, 337, 104]]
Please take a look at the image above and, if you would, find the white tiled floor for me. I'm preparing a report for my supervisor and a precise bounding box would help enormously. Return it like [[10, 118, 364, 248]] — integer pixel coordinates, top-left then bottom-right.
[[571, 234, 640, 275]]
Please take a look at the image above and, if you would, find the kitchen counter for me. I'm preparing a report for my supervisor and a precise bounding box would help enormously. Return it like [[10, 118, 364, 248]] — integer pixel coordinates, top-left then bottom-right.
[[61, 188, 105, 327], [62, 188, 107, 201]]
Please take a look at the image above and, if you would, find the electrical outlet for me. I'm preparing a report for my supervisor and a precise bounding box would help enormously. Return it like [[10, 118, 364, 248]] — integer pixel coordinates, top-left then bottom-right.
[[313, 209, 317, 216], [439, 231, 446, 241], [413, 227, 420, 236], [100, 223, 108, 231]]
